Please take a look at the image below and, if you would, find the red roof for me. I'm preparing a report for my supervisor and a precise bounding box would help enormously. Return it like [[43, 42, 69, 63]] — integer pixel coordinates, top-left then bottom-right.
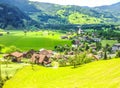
[[11, 52, 23, 58]]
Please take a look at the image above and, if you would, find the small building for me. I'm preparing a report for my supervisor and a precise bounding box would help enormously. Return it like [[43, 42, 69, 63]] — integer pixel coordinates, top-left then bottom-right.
[[61, 36, 68, 39], [92, 38, 101, 42], [31, 53, 51, 65], [78, 28, 84, 34], [39, 49, 53, 58], [31, 49, 53, 65], [4, 52, 23, 62], [23, 49, 36, 58], [112, 43, 120, 52]]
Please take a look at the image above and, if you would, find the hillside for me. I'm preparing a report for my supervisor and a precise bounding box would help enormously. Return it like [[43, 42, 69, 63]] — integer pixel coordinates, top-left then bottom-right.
[[94, 2, 120, 23], [0, 0, 39, 12], [0, 3, 40, 29], [0, 0, 120, 29], [3, 58, 120, 88]]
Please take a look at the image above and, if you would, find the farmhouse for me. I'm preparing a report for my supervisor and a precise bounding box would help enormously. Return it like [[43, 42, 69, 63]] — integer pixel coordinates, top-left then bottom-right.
[[112, 43, 120, 52], [31, 53, 51, 65], [4, 52, 23, 62], [61, 36, 68, 39], [23, 49, 36, 58], [92, 38, 101, 42], [31, 49, 53, 65]]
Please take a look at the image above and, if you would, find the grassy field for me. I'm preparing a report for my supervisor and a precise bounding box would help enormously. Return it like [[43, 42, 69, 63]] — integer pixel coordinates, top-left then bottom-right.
[[101, 40, 118, 47], [1, 63, 28, 79], [0, 30, 71, 50], [3, 58, 120, 88]]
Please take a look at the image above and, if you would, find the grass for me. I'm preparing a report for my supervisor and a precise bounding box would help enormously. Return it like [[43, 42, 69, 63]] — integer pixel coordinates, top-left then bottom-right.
[[101, 40, 118, 47], [1, 63, 28, 79], [3, 58, 120, 88], [0, 30, 71, 50]]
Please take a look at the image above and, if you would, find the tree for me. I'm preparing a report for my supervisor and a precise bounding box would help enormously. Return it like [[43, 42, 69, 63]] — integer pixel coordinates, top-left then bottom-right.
[[85, 44, 89, 50], [116, 50, 120, 58], [103, 50, 107, 60], [96, 42, 102, 51]]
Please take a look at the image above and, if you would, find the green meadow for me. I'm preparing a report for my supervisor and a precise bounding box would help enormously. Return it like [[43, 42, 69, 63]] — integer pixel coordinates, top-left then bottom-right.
[[3, 58, 120, 88], [101, 40, 118, 47], [0, 30, 71, 50]]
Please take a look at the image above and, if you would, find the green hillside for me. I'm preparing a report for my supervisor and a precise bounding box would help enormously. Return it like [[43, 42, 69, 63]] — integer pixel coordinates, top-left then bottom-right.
[[68, 12, 101, 24], [3, 58, 120, 88], [0, 30, 71, 50], [0, 0, 120, 29]]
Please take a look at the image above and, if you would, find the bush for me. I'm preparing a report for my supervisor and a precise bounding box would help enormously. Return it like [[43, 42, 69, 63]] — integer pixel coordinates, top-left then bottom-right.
[[116, 50, 120, 58], [68, 53, 93, 68], [58, 59, 67, 67]]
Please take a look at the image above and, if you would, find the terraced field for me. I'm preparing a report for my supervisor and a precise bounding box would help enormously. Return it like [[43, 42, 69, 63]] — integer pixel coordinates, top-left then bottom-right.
[[3, 58, 120, 88], [0, 30, 71, 50]]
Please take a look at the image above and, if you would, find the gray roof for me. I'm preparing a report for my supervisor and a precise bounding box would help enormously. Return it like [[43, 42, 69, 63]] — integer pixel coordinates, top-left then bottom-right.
[[113, 43, 120, 47]]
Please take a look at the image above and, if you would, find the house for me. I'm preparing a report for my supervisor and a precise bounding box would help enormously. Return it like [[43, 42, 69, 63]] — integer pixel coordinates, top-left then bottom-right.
[[31, 53, 51, 65], [92, 38, 101, 42], [23, 49, 36, 58], [112, 43, 120, 52], [31, 49, 53, 65], [39, 49, 53, 58], [78, 28, 84, 34], [4, 52, 23, 62], [61, 36, 68, 39]]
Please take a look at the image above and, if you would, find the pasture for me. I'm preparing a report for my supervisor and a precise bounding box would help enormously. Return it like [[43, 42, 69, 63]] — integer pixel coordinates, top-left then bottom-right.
[[1, 63, 28, 79], [101, 40, 118, 47], [3, 58, 120, 88], [0, 30, 71, 50]]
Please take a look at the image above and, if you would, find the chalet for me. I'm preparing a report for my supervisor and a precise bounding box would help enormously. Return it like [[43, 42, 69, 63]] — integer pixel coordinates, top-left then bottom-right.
[[30, 49, 53, 65], [39, 49, 53, 58], [31, 53, 51, 65], [4, 52, 23, 62], [112, 43, 120, 52], [23, 49, 36, 58], [61, 36, 68, 39], [92, 38, 101, 42]]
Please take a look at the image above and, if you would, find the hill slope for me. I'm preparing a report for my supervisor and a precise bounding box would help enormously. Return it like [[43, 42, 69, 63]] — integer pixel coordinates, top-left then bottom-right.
[[0, 0, 120, 29], [3, 58, 120, 88], [0, 3, 39, 29]]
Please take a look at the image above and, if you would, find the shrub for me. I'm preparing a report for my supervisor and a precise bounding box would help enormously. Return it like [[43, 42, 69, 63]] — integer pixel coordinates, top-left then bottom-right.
[[58, 59, 67, 67], [116, 50, 120, 58], [68, 53, 93, 68]]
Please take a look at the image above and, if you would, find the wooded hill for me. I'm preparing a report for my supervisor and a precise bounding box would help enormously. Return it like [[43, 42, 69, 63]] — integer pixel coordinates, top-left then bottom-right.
[[0, 0, 120, 29]]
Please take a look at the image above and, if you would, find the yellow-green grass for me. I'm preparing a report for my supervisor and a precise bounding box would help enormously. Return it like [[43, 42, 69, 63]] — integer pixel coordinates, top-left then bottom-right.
[[101, 40, 118, 47], [3, 58, 120, 88], [0, 30, 71, 50], [1, 63, 28, 79]]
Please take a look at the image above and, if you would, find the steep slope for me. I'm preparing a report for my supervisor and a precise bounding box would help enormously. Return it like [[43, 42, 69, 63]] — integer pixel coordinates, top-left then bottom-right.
[[31, 2, 120, 24], [3, 58, 120, 88], [0, 3, 31, 29], [0, 0, 120, 29], [94, 2, 120, 22], [0, 0, 39, 13]]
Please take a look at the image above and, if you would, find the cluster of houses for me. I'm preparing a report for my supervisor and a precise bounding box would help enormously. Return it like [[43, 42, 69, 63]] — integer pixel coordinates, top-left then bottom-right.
[[112, 43, 120, 52], [3, 49, 54, 65]]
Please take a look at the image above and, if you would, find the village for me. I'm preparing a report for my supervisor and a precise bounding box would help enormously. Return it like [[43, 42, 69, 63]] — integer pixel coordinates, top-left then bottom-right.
[[1, 27, 120, 68]]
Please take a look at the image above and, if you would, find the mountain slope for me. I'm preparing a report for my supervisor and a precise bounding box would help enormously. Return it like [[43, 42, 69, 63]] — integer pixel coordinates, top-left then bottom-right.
[[0, 0, 39, 13], [0, 3, 32, 29], [94, 2, 120, 22], [0, 0, 120, 29], [3, 58, 120, 88]]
